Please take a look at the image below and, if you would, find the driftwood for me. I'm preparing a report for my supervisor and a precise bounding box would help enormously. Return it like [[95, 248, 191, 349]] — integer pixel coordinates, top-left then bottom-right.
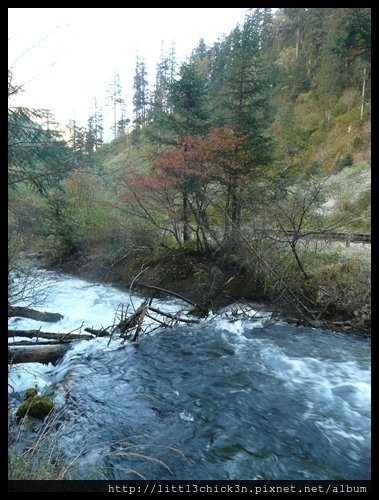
[[135, 283, 197, 307], [148, 306, 199, 324], [8, 344, 69, 364], [8, 327, 94, 364], [117, 303, 148, 334], [9, 340, 72, 347], [8, 278, 229, 362], [8, 329, 93, 341], [113, 301, 199, 343], [84, 327, 110, 337], [189, 276, 236, 317], [8, 306, 64, 323], [135, 278, 235, 318]]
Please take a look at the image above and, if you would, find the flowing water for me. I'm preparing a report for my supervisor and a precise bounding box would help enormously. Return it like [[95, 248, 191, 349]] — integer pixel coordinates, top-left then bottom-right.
[[8, 270, 371, 480]]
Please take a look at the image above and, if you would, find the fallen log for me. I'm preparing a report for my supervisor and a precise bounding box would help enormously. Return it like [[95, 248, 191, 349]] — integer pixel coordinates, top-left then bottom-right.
[[135, 283, 197, 307], [189, 276, 236, 317], [8, 344, 69, 364], [131, 306, 148, 342], [116, 301, 200, 345], [118, 303, 148, 334], [9, 340, 72, 347], [8, 329, 93, 341], [84, 327, 110, 337], [8, 306, 64, 323], [148, 306, 199, 324]]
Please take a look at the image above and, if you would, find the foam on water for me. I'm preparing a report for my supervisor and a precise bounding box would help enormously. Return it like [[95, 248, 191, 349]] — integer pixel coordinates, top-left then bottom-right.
[[8, 269, 371, 480], [8, 362, 54, 394]]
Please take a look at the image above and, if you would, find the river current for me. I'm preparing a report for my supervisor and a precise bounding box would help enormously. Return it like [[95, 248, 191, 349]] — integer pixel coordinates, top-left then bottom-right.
[[8, 270, 371, 480]]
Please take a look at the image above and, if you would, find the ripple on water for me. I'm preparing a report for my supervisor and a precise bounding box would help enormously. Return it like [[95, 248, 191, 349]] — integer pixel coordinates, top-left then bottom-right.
[[8, 270, 371, 480]]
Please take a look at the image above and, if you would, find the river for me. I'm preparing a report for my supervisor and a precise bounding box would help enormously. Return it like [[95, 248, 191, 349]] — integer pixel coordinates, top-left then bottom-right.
[[8, 270, 371, 480]]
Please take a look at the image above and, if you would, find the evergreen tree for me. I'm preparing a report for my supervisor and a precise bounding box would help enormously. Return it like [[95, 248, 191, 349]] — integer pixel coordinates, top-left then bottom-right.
[[167, 60, 210, 138], [8, 72, 73, 193], [146, 41, 178, 146], [152, 42, 170, 114], [167, 60, 210, 241], [107, 73, 125, 139], [66, 120, 87, 161], [209, 12, 274, 235], [190, 38, 210, 77], [92, 96, 104, 150], [86, 115, 96, 163], [133, 56, 149, 129]]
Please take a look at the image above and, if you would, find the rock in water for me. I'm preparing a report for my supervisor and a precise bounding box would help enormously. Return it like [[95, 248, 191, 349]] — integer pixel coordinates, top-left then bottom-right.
[[16, 388, 54, 421]]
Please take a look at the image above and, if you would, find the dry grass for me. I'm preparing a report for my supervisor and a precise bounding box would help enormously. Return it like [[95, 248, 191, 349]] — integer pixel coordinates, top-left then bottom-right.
[[8, 391, 186, 480]]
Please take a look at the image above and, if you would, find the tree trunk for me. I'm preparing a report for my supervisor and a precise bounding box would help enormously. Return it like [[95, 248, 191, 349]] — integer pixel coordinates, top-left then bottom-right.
[[8, 344, 69, 364], [134, 283, 197, 306], [182, 191, 189, 243], [231, 190, 241, 229], [8, 329, 93, 341], [223, 183, 233, 243], [295, 25, 300, 59], [8, 306, 64, 323], [360, 66, 366, 122], [224, 184, 241, 246]]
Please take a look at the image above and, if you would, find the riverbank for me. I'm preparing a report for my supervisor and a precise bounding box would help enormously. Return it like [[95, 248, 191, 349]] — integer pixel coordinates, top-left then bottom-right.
[[35, 244, 370, 336], [36, 246, 274, 312], [8, 268, 371, 481]]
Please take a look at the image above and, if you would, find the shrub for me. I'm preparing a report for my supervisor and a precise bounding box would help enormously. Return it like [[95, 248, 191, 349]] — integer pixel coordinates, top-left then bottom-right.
[[334, 153, 354, 172]]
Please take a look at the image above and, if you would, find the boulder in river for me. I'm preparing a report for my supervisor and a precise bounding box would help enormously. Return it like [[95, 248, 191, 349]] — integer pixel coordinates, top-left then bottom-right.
[[16, 388, 54, 421]]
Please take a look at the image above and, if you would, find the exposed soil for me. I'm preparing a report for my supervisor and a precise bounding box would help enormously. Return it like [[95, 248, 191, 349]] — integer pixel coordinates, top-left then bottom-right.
[[38, 246, 275, 315], [36, 245, 370, 336]]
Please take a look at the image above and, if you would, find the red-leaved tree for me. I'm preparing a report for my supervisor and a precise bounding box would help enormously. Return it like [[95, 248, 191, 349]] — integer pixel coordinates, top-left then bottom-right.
[[117, 127, 251, 252]]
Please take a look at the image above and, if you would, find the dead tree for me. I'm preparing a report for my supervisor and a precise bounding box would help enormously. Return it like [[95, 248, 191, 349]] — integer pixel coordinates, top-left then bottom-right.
[[8, 344, 69, 364], [8, 329, 93, 341], [8, 306, 63, 323]]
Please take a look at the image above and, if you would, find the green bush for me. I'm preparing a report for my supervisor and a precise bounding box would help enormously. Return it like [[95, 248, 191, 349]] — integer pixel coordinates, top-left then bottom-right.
[[334, 153, 354, 172]]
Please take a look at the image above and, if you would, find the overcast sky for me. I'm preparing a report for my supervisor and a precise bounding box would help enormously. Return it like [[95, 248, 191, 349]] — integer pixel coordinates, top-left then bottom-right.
[[8, 8, 248, 141]]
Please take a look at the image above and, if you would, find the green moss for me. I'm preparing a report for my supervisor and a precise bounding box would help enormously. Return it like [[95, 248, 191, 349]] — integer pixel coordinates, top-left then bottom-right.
[[189, 304, 209, 318], [25, 388, 38, 399], [16, 391, 54, 421]]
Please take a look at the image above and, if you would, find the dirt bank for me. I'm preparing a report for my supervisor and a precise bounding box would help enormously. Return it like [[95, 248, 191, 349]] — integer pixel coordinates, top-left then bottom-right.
[[38, 246, 275, 314], [37, 245, 370, 336]]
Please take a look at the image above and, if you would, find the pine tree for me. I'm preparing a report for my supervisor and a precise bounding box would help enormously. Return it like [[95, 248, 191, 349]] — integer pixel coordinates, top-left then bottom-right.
[[167, 60, 209, 138], [152, 42, 170, 114], [107, 73, 125, 140], [8, 71, 73, 193], [133, 55, 149, 129], [209, 13, 274, 236], [146, 41, 178, 146], [86, 115, 96, 163], [92, 96, 104, 149]]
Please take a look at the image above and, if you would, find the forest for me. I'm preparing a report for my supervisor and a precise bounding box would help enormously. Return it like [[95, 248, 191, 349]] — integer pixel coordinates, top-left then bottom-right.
[[9, 8, 371, 333]]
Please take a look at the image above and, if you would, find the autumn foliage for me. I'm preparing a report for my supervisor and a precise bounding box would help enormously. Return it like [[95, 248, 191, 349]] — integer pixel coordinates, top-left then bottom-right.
[[116, 127, 253, 249]]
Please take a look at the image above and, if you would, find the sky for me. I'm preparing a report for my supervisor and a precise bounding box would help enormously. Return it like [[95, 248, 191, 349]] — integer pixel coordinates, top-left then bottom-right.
[[8, 8, 248, 142]]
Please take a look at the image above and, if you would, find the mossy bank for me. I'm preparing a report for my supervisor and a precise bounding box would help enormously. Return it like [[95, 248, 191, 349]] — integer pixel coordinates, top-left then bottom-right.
[[38, 243, 370, 336]]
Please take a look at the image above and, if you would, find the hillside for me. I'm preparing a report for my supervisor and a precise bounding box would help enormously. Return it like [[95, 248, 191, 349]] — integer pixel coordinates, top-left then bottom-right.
[[8, 8, 371, 333]]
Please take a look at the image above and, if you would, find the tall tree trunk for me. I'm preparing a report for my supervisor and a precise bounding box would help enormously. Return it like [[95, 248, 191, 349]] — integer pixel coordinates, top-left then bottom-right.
[[223, 183, 232, 243], [295, 26, 300, 59], [295, 8, 301, 59], [182, 191, 189, 243], [230, 189, 242, 245], [360, 66, 367, 122], [224, 182, 241, 246], [231, 190, 241, 229], [114, 102, 117, 139]]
